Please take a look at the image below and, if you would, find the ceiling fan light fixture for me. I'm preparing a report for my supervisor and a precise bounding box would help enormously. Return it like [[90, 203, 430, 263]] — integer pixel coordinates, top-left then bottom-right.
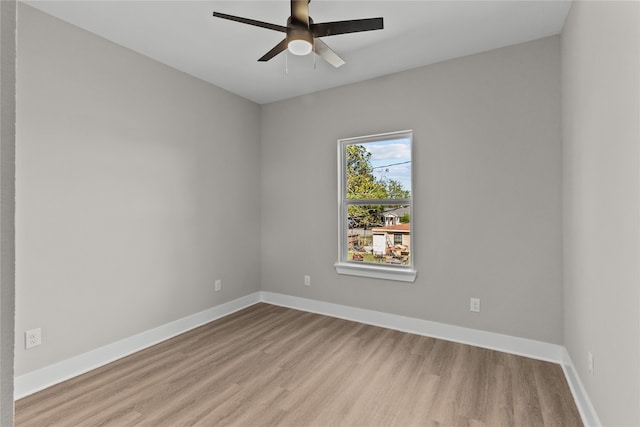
[[288, 38, 313, 56], [287, 25, 313, 56]]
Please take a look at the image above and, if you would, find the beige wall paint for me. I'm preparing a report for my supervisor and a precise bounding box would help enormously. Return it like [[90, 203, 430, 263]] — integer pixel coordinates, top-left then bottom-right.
[[260, 36, 563, 344], [562, 1, 640, 425], [1, 1, 16, 423], [15, 5, 261, 375]]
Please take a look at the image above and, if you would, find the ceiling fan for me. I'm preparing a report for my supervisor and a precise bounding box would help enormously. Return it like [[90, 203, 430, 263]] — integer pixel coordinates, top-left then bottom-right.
[[213, 0, 384, 68]]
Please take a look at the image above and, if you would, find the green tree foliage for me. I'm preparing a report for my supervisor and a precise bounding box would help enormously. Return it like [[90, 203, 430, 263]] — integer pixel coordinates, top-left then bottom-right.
[[346, 145, 386, 199], [382, 179, 410, 199], [346, 144, 410, 228]]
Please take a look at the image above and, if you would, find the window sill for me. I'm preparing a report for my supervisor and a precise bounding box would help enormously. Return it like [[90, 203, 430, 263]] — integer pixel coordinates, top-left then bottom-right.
[[334, 262, 417, 282]]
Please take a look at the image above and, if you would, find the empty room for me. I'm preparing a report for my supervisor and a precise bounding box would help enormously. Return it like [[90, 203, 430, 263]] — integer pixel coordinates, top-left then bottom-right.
[[0, 0, 638, 426]]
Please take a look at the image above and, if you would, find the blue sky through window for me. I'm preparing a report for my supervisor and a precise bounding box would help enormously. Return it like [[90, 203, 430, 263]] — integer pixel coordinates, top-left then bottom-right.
[[363, 138, 412, 195]]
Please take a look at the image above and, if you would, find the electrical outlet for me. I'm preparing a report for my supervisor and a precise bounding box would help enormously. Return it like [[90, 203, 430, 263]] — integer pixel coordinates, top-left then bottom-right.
[[470, 298, 481, 313], [588, 352, 594, 376], [304, 275, 311, 286], [214, 279, 221, 292], [25, 328, 41, 349]]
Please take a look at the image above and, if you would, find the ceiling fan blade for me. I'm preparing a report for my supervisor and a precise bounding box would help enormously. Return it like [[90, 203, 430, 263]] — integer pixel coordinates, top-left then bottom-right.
[[291, 0, 310, 26], [312, 17, 383, 37], [258, 39, 289, 62], [213, 12, 287, 33], [314, 39, 345, 68]]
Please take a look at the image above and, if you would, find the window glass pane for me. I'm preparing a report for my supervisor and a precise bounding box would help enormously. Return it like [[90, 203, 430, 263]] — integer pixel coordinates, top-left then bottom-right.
[[347, 204, 411, 266], [346, 138, 412, 200]]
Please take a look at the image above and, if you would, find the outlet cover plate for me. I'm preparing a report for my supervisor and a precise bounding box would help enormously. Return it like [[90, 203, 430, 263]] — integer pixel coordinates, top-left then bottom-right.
[[25, 328, 41, 349]]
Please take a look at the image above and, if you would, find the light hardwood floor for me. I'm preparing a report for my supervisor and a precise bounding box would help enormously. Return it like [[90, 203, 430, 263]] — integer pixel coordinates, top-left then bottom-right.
[[16, 303, 583, 426]]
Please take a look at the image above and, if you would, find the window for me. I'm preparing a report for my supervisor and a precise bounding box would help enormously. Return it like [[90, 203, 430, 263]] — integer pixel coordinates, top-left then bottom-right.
[[335, 130, 416, 282], [394, 233, 403, 245]]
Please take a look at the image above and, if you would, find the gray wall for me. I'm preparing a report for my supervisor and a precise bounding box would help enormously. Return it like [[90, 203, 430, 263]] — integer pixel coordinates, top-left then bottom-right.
[[15, 5, 261, 375], [13, 5, 640, 424], [260, 36, 563, 344], [1, 1, 16, 423], [562, 1, 640, 426]]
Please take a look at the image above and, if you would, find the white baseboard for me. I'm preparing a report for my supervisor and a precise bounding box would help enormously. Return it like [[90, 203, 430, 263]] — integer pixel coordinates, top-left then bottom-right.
[[260, 291, 564, 363], [15, 290, 598, 427], [561, 349, 602, 427], [14, 292, 262, 400]]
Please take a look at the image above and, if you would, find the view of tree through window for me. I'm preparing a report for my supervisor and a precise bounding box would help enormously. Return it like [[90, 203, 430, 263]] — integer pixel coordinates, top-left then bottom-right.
[[342, 133, 412, 266]]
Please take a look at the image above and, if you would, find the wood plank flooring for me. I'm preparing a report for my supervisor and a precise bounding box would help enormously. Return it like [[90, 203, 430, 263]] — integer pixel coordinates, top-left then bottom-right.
[[15, 303, 583, 426]]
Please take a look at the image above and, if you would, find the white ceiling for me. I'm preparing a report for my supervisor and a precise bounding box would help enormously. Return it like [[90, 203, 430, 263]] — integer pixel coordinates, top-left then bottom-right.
[[24, 1, 571, 104]]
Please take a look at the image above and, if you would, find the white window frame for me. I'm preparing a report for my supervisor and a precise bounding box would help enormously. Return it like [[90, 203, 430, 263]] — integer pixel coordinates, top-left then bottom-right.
[[334, 130, 417, 282]]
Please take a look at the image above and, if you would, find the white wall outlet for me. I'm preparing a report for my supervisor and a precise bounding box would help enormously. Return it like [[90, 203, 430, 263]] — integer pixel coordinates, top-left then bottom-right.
[[304, 275, 311, 286], [470, 298, 481, 313], [588, 351, 594, 376], [25, 328, 41, 349], [214, 279, 221, 292]]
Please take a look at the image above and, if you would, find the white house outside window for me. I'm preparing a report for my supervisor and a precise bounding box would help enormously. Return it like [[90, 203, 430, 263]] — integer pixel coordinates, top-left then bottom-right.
[[335, 130, 416, 282]]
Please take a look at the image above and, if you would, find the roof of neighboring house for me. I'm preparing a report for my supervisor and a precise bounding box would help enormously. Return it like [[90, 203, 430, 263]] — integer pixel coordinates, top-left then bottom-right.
[[371, 223, 411, 233], [381, 206, 410, 217]]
